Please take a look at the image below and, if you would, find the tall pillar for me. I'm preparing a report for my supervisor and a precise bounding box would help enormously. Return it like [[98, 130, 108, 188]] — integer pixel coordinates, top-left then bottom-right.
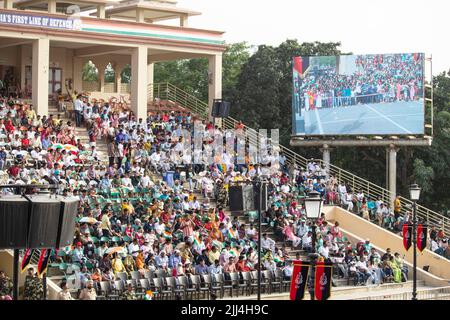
[[136, 9, 145, 23], [320, 144, 331, 180], [180, 14, 188, 27], [48, 0, 56, 13], [208, 54, 222, 124], [99, 69, 105, 93], [32, 38, 49, 116], [131, 46, 148, 120], [97, 5, 106, 19], [20, 45, 27, 93], [147, 62, 154, 102], [73, 56, 83, 93], [4, 0, 13, 9], [388, 144, 398, 209]]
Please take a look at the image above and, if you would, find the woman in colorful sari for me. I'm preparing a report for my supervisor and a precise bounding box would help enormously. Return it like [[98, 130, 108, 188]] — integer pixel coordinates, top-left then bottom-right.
[[388, 256, 402, 283], [282, 222, 301, 247]]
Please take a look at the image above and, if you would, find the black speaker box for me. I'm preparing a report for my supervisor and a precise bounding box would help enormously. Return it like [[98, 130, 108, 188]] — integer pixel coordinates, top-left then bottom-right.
[[211, 100, 231, 118], [28, 196, 62, 249], [219, 101, 231, 117], [0, 196, 30, 249], [254, 183, 268, 212], [211, 101, 221, 117], [229, 186, 244, 212], [56, 197, 79, 248]]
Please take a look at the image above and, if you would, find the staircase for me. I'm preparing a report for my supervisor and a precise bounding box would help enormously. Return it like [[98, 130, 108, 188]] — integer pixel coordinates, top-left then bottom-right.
[[147, 82, 450, 236], [48, 104, 109, 164]]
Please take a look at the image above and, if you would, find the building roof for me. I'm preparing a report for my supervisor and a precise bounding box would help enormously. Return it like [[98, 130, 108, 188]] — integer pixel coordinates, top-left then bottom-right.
[[14, 0, 120, 12], [99, 1, 201, 22]]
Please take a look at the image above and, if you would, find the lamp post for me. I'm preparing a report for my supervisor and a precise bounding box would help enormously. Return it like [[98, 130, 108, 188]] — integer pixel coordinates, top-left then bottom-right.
[[304, 190, 323, 254], [304, 190, 323, 300], [255, 176, 268, 301], [409, 183, 421, 300]]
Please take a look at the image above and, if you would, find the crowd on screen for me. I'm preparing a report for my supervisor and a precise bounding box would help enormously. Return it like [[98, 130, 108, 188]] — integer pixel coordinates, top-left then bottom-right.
[[295, 53, 424, 111], [0, 93, 447, 300]]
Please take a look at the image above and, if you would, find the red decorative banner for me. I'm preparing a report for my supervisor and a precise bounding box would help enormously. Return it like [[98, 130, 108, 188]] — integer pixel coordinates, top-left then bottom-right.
[[403, 224, 413, 251], [417, 224, 428, 252], [289, 260, 309, 300], [20, 249, 34, 273], [314, 261, 332, 300], [37, 249, 52, 277]]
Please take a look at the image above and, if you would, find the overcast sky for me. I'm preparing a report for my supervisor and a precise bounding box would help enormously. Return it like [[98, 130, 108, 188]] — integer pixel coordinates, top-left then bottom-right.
[[175, 0, 449, 76]]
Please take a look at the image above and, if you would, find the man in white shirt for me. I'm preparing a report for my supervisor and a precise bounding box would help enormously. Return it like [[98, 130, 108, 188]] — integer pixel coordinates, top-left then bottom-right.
[[261, 233, 276, 253], [302, 231, 313, 251], [318, 241, 330, 259], [74, 95, 84, 127]]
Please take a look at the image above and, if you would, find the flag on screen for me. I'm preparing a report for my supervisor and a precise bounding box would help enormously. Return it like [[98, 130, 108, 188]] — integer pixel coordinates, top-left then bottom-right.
[[21, 249, 35, 273], [417, 224, 428, 252], [289, 260, 309, 300], [37, 249, 52, 277], [293, 57, 303, 75], [403, 224, 413, 251], [314, 261, 332, 300]]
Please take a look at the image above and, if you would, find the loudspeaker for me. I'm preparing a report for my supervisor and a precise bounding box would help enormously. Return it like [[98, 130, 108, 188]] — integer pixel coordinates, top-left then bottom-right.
[[211, 101, 221, 117], [229, 186, 244, 211], [56, 197, 80, 248], [219, 101, 231, 117], [28, 196, 62, 249], [211, 100, 231, 118], [254, 183, 268, 212], [0, 196, 30, 249]]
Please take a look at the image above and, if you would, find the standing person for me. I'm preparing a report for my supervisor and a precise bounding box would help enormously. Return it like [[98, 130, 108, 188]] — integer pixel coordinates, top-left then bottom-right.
[[394, 196, 401, 220], [74, 94, 84, 127], [23, 268, 43, 300], [57, 282, 74, 300]]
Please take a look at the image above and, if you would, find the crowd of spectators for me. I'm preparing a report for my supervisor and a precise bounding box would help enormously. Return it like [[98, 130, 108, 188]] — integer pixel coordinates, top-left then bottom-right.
[[295, 53, 424, 110], [0, 91, 446, 300]]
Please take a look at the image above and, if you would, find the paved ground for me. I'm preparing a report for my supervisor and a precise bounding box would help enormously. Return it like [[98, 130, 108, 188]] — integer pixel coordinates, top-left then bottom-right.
[[294, 100, 424, 135]]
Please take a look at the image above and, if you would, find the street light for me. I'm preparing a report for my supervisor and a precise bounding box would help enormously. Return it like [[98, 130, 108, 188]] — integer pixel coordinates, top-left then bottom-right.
[[304, 190, 323, 300], [409, 183, 421, 300], [304, 190, 323, 254]]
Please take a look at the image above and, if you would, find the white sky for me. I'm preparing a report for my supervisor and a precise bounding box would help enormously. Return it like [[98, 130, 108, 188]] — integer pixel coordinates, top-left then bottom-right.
[[175, 0, 449, 75]]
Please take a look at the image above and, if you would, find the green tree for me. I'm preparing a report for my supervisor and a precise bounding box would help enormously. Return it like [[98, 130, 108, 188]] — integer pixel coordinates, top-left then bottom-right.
[[82, 61, 98, 81]]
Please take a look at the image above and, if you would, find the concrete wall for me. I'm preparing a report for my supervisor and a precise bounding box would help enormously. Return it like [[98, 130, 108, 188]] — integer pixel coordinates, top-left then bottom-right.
[[324, 206, 450, 285]]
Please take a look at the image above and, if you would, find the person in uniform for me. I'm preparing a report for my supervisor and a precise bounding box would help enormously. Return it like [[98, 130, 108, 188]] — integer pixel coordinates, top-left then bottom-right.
[[121, 283, 137, 300], [57, 282, 74, 300], [78, 280, 97, 300], [0, 270, 13, 298], [23, 267, 43, 300], [216, 181, 228, 208]]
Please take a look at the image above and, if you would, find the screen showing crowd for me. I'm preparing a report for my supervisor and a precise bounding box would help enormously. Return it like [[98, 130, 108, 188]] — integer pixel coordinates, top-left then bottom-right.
[[292, 53, 425, 136]]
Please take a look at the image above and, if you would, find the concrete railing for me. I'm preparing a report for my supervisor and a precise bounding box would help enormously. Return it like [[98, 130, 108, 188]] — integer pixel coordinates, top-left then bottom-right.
[[324, 206, 450, 285]]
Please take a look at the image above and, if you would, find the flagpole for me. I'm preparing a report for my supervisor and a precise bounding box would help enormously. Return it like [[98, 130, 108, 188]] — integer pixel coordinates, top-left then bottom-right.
[[412, 200, 417, 300], [257, 180, 262, 301], [13, 249, 19, 300]]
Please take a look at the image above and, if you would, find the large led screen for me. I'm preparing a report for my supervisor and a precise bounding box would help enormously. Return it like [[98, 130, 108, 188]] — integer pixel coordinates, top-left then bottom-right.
[[292, 53, 425, 136]]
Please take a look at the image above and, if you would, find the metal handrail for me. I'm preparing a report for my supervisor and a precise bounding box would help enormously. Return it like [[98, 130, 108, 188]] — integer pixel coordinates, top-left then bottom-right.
[[353, 286, 450, 300], [148, 83, 450, 236]]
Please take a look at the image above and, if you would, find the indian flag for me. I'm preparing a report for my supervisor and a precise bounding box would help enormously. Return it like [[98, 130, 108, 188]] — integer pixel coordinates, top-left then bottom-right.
[[274, 257, 285, 263], [212, 240, 223, 250], [228, 228, 237, 240], [163, 228, 172, 239], [193, 233, 201, 246], [144, 290, 153, 300]]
